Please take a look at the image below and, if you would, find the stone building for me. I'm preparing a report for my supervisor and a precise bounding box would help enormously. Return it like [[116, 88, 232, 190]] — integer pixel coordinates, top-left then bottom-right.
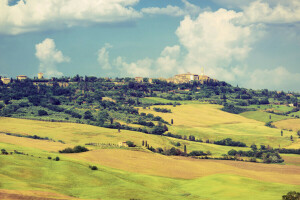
[[38, 73, 44, 79], [16, 75, 28, 81], [1, 77, 11, 84]]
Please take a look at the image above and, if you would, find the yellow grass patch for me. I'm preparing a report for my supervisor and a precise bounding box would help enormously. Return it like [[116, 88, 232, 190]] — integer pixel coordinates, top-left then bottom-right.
[[0, 134, 71, 152], [0, 189, 81, 200], [67, 149, 300, 185], [274, 118, 300, 132]]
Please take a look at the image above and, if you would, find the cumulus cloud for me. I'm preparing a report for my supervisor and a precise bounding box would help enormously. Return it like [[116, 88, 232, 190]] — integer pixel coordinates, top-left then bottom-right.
[[175, 9, 263, 81], [35, 38, 70, 77], [141, 0, 203, 17], [247, 67, 300, 91], [241, 0, 300, 24], [113, 45, 181, 77], [97, 43, 112, 70], [0, 0, 141, 35]]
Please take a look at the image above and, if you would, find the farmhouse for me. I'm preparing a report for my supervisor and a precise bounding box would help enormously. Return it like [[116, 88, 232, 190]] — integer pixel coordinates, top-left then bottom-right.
[[118, 142, 128, 147]]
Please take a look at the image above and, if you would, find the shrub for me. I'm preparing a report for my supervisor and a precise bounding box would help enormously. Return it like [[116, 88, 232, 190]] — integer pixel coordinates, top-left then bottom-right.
[[89, 165, 98, 170], [48, 156, 52, 159], [59, 146, 89, 153], [55, 156, 60, 161], [126, 141, 136, 147], [282, 191, 300, 200], [38, 110, 48, 116]]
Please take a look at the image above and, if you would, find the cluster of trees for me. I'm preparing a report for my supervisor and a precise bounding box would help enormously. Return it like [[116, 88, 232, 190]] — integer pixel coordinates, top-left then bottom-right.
[[214, 138, 247, 147], [227, 146, 284, 163], [221, 104, 250, 114], [4, 132, 62, 142], [153, 107, 172, 113], [59, 146, 89, 153], [277, 148, 300, 155], [1, 149, 8, 155], [282, 191, 300, 200]]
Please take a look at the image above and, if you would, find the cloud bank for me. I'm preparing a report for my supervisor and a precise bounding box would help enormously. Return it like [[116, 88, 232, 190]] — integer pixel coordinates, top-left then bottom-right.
[[101, 0, 300, 91], [0, 0, 141, 35], [35, 38, 70, 77]]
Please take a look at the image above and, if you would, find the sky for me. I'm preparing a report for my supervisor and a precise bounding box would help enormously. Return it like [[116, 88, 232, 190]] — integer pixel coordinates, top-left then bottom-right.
[[0, 0, 299, 92]]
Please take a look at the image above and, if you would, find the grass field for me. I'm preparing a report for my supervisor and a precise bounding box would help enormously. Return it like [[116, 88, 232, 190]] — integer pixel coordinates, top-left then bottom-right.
[[240, 104, 294, 113], [274, 119, 300, 132], [1, 107, 300, 199], [0, 142, 299, 200], [0, 117, 250, 156], [138, 104, 298, 148], [240, 111, 290, 123]]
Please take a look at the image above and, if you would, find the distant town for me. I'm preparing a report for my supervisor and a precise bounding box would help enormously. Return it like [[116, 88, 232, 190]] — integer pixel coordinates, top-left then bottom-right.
[[0, 71, 216, 85]]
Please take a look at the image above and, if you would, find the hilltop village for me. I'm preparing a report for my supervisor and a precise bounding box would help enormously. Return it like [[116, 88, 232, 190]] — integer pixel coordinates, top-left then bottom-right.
[[1, 71, 216, 85]]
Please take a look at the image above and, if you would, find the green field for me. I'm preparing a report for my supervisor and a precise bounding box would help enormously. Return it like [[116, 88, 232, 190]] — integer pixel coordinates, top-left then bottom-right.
[[240, 111, 290, 123], [1, 102, 300, 200], [0, 142, 299, 200], [138, 104, 298, 148]]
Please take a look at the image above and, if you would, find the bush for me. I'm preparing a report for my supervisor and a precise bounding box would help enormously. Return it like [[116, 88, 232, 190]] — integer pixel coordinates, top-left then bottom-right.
[[282, 191, 300, 200], [38, 110, 48, 116], [126, 141, 136, 147], [89, 165, 98, 170], [59, 146, 89, 153], [48, 156, 52, 159], [55, 156, 60, 161], [188, 151, 207, 156]]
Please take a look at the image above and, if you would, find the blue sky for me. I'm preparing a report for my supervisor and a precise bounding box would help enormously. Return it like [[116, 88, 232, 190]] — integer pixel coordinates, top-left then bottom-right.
[[0, 0, 299, 91]]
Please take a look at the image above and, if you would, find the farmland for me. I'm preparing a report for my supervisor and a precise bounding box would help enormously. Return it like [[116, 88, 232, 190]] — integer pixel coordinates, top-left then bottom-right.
[[138, 104, 298, 148], [0, 114, 300, 199]]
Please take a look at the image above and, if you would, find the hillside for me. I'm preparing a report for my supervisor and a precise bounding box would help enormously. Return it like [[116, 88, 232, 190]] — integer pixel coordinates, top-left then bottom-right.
[[0, 118, 300, 200], [0, 77, 300, 199]]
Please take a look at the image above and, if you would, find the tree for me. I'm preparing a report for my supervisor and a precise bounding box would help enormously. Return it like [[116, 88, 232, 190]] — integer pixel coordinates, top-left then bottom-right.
[[171, 119, 173, 125], [97, 110, 109, 125], [282, 191, 300, 200], [126, 141, 136, 147], [84, 111, 94, 120], [291, 135, 293, 141], [110, 117, 114, 124], [55, 156, 60, 161], [250, 144, 257, 151], [142, 140, 144, 146], [184, 145, 187, 154], [297, 130, 300, 138], [281, 130, 283, 136], [38, 110, 48, 116]]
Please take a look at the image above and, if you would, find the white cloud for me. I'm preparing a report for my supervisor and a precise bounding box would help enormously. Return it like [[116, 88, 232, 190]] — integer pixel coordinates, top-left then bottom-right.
[[0, 0, 141, 35], [241, 0, 300, 24], [114, 57, 154, 77], [35, 38, 70, 77], [141, 5, 184, 17], [247, 66, 300, 91], [112, 45, 181, 77], [97, 43, 112, 70], [175, 9, 263, 81], [141, 0, 204, 17]]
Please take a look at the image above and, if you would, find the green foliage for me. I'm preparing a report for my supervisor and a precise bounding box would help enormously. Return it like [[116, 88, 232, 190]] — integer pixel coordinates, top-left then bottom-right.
[[89, 165, 98, 170], [84, 110, 94, 120], [38, 110, 48, 116], [214, 138, 247, 147], [59, 146, 89, 153], [126, 141, 136, 147], [282, 191, 300, 200]]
